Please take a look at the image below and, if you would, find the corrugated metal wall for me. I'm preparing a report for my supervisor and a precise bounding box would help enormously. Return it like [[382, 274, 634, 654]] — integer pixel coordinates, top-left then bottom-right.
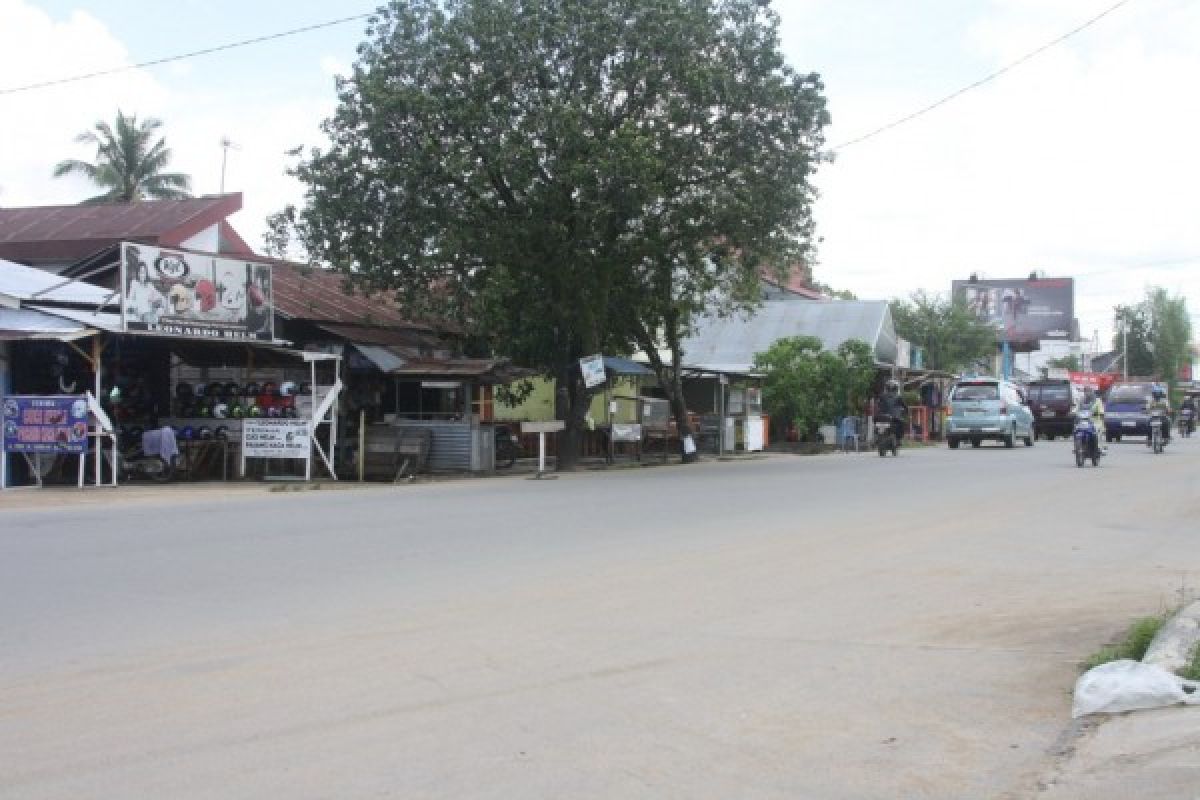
[[394, 421, 472, 471]]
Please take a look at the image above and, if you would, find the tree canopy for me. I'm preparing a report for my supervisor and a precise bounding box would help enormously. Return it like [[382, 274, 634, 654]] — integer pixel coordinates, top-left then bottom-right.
[[754, 336, 874, 440], [276, 0, 829, 467], [1114, 287, 1192, 384], [53, 110, 192, 203], [890, 290, 995, 373]]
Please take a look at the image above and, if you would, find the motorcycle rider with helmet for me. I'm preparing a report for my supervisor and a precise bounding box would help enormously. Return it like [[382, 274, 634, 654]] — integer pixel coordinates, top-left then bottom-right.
[[1082, 387, 1107, 454], [877, 379, 908, 443], [1148, 385, 1171, 444]]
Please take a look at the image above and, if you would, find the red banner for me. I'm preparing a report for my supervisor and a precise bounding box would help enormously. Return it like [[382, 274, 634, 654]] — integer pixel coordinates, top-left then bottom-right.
[[1069, 371, 1117, 391]]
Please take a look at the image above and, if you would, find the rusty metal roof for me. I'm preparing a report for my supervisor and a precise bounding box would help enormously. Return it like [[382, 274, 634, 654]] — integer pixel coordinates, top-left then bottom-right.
[[0, 194, 249, 265]]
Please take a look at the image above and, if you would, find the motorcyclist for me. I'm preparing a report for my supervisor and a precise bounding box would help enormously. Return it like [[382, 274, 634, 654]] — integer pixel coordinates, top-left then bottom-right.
[[1082, 388, 1106, 453], [1180, 394, 1196, 433], [1148, 385, 1171, 443], [877, 379, 908, 442]]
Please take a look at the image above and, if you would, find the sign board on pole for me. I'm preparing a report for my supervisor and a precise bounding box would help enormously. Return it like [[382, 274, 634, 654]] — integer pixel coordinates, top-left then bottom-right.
[[579, 354, 606, 389], [520, 420, 566, 434], [120, 242, 274, 341], [242, 418, 311, 459], [610, 423, 642, 442], [952, 277, 1074, 344], [3, 395, 89, 454]]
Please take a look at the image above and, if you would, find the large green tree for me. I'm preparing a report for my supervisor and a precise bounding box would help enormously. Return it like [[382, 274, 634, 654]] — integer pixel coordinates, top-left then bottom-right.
[[53, 110, 192, 203], [890, 290, 995, 373], [276, 0, 829, 468], [1114, 287, 1192, 383]]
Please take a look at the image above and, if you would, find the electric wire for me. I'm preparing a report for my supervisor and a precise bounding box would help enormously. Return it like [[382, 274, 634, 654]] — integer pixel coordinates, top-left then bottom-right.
[[0, 11, 374, 96], [832, 0, 1138, 151]]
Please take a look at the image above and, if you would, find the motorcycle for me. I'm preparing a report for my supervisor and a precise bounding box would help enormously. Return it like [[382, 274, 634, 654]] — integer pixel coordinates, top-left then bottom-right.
[[1179, 407, 1195, 438], [1147, 410, 1169, 454], [118, 440, 175, 482], [1073, 411, 1102, 467], [874, 414, 898, 457], [494, 424, 521, 469]]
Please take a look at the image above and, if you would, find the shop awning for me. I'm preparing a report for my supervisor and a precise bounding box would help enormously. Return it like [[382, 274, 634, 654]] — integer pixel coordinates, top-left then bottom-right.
[[603, 356, 654, 376], [26, 304, 124, 333], [0, 257, 118, 306], [353, 343, 409, 372], [0, 307, 98, 341]]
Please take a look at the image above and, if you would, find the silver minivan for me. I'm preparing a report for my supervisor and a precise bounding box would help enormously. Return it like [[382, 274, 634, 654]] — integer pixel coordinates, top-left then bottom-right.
[[946, 378, 1036, 449]]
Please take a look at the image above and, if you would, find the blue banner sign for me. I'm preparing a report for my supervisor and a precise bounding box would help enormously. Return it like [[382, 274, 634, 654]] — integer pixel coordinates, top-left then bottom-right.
[[2, 395, 89, 454]]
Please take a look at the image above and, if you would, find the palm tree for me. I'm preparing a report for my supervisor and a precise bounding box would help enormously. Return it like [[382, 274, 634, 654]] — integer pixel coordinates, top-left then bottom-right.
[[53, 110, 192, 203]]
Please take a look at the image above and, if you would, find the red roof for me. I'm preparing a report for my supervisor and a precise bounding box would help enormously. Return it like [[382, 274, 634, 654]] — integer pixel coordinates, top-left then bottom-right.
[[760, 264, 826, 300], [0, 194, 250, 265]]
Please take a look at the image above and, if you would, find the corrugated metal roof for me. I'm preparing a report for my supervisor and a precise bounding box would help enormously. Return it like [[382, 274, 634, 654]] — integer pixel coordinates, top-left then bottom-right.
[[262, 258, 440, 332], [680, 299, 898, 373], [0, 307, 94, 341], [0, 258, 117, 305], [26, 305, 124, 332], [353, 344, 409, 373], [0, 195, 247, 264]]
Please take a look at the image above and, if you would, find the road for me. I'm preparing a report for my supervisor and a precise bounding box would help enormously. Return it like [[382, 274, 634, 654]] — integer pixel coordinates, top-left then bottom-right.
[[2, 434, 1198, 798]]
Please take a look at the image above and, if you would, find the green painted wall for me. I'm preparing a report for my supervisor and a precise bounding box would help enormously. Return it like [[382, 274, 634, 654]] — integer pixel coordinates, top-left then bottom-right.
[[494, 376, 641, 424]]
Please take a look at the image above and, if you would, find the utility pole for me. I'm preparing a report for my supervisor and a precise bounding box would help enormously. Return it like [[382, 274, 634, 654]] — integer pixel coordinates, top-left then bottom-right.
[[219, 136, 240, 194], [1122, 313, 1128, 380]]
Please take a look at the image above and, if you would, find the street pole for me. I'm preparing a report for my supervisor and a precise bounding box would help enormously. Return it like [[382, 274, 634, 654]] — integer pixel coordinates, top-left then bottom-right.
[[1123, 317, 1128, 380]]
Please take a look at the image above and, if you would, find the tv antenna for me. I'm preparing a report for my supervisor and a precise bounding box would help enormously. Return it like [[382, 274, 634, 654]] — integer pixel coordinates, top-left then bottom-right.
[[219, 136, 242, 194]]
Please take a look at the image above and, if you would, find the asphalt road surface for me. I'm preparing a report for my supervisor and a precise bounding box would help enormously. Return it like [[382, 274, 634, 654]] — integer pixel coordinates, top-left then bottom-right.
[[3, 434, 1199, 798]]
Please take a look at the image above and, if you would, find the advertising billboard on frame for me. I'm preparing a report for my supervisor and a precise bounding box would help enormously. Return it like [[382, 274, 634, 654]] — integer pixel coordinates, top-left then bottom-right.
[[3, 395, 89, 454], [952, 277, 1074, 344], [120, 242, 274, 341]]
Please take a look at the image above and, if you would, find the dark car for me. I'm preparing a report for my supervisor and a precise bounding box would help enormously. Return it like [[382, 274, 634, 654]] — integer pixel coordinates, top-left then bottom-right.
[[1025, 379, 1079, 440], [1104, 382, 1155, 441]]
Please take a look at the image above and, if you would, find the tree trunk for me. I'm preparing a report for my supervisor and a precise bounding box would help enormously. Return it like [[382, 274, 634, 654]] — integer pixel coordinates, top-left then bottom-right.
[[555, 365, 590, 471], [635, 320, 697, 464]]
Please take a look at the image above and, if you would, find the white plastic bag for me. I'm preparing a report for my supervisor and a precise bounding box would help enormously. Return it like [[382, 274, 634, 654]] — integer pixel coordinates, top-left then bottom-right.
[[1072, 659, 1200, 718]]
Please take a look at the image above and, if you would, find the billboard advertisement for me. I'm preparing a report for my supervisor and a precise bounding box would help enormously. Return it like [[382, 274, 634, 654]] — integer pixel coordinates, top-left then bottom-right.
[[120, 242, 274, 341], [3, 395, 89, 454], [952, 277, 1074, 344]]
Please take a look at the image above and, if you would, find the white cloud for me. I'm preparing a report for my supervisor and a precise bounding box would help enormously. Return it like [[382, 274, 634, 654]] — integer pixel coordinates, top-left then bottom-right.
[[782, 0, 1200, 344], [0, 0, 335, 253]]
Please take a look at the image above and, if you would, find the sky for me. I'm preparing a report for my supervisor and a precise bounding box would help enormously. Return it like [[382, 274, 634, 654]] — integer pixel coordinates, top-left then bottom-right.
[[1, 0, 1198, 351]]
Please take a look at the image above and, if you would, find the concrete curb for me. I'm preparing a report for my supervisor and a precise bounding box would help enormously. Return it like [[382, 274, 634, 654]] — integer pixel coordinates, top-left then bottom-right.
[[1143, 600, 1200, 674]]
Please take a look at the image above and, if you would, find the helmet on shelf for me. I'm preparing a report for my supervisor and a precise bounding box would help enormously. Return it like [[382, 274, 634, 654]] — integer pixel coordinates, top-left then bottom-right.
[[266, 406, 282, 418], [175, 382, 194, 400], [197, 425, 213, 440], [244, 382, 260, 397], [279, 381, 297, 397], [230, 403, 245, 418], [212, 402, 229, 419], [224, 381, 241, 398], [197, 403, 212, 418], [179, 426, 195, 441], [262, 381, 278, 397], [214, 425, 230, 441], [248, 404, 263, 418]]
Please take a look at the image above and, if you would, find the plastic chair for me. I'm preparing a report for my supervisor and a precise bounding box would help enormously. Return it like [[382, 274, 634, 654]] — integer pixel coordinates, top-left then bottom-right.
[[839, 416, 861, 452]]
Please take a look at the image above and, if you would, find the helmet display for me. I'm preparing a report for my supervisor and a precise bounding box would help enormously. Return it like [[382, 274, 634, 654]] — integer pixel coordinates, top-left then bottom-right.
[[179, 426, 195, 441], [244, 382, 260, 397], [266, 406, 282, 418], [230, 403, 245, 418], [248, 403, 263, 418], [280, 380, 297, 397], [197, 403, 212, 418], [262, 381, 278, 397], [175, 382, 194, 400], [197, 425, 213, 440], [214, 425, 230, 441], [212, 402, 229, 419], [193, 382, 208, 398], [224, 381, 241, 398]]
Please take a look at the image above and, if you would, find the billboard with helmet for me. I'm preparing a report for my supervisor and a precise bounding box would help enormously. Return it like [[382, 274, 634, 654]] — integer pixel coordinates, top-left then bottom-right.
[[120, 242, 274, 341], [952, 277, 1074, 344]]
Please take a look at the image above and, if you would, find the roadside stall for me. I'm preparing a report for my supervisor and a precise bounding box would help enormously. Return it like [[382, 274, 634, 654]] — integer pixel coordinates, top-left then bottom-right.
[[4, 243, 342, 486]]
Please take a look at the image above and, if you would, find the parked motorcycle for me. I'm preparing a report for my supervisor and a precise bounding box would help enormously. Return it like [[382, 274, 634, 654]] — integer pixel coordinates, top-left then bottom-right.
[[1179, 407, 1194, 438], [119, 442, 175, 482], [1147, 410, 1169, 454], [1073, 411, 1102, 467], [494, 424, 521, 469], [874, 414, 898, 457]]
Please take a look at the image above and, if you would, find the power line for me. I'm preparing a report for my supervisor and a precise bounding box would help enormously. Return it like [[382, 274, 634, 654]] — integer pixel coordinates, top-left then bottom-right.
[[832, 0, 1138, 151], [0, 11, 374, 96]]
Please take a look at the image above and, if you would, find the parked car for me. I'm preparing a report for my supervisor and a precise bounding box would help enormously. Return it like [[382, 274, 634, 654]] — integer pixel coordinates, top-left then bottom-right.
[[1025, 379, 1081, 440], [1103, 382, 1156, 441], [945, 378, 1036, 448]]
